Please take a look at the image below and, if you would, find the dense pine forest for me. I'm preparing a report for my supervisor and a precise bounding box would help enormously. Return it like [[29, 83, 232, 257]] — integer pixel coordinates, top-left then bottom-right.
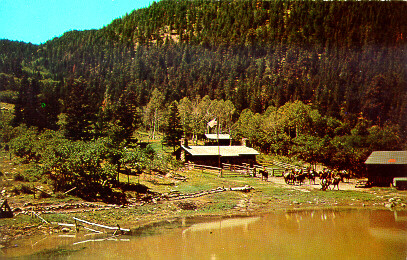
[[0, 1, 406, 199]]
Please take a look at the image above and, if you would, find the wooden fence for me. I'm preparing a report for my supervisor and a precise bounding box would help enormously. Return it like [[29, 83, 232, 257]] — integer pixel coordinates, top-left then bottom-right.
[[185, 161, 286, 177], [185, 162, 223, 177], [222, 163, 251, 176], [270, 160, 308, 174], [184, 162, 252, 177]]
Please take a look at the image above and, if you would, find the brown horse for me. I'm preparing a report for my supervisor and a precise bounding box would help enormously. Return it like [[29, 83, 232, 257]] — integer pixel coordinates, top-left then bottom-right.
[[321, 178, 330, 191], [331, 176, 341, 190], [307, 170, 316, 185], [259, 169, 269, 181], [294, 173, 307, 186], [284, 171, 294, 185]]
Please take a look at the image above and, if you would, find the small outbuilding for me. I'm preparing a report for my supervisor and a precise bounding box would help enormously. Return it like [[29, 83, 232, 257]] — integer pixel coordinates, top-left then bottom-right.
[[0, 199, 13, 218], [364, 151, 407, 186]]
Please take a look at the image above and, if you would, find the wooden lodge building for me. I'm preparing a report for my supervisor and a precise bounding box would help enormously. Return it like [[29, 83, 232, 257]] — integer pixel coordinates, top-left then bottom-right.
[[364, 151, 407, 186], [179, 135, 259, 167]]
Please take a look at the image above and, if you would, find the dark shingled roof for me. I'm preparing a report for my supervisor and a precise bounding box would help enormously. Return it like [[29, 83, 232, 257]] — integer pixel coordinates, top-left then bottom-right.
[[365, 151, 407, 165]]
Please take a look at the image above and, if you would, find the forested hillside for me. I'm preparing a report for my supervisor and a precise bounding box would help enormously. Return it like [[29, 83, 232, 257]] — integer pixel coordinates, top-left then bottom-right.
[[1, 0, 406, 182]]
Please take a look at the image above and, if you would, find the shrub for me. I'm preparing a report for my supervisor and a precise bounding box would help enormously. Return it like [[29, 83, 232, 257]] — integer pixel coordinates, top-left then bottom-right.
[[10, 184, 34, 195], [9, 125, 38, 161], [10, 186, 20, 195], [54, 192, 66, 199], [19, 184, 34, 194], [13, 172, 26, 182], [23, 165, 45, 182]]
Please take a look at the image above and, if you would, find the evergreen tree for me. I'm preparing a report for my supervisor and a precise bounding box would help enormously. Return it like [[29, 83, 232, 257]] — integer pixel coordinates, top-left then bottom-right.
[[112, 90, 138, 143], [64, 78, 97, 141], [13, 77, 44, 129], [163, 101, 183, 151]]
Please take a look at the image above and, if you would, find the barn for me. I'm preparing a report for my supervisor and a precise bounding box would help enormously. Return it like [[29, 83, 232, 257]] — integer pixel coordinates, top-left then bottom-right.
[[364, 151, 407, 186]]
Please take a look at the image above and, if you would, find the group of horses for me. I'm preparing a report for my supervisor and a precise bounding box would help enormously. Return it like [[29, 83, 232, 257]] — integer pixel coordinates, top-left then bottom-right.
[[255, 166, 349, 191], [283, 168, 308, 186], [318, 168, 351, 191], [254, 165, 350, 191], [284, 168, 351, 190]]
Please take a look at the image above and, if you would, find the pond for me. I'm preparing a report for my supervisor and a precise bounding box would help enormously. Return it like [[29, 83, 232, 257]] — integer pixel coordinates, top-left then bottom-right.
[[2, 209, 407, 259]]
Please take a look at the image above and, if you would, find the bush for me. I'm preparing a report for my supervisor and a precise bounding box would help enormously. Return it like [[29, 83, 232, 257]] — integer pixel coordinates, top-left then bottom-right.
[[13, 172, 26, 182], [23, 165, 45, 182], [0, 90, 18, 103], [10, 184, 34, 195], [19, 184, 34, 194], [54, 192, 67, 199], [9, 125, 38, 161]]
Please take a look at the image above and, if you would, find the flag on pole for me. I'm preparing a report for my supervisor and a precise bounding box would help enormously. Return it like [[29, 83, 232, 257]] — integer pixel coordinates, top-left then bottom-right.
[[207, 118, 217, 128]]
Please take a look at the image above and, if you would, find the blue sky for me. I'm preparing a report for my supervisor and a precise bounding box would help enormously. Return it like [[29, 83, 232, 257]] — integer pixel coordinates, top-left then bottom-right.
[[0, 0, 153, 44]]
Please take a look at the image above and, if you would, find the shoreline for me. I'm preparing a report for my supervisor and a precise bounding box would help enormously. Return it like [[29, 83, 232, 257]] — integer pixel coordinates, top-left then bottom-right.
[[1, 202, 405, 256], [1, 172, 407, 247]]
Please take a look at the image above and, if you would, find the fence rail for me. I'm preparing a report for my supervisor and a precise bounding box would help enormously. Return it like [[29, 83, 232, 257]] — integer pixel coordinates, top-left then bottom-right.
[[270, 160, 308, 173], [185, 162, 286, 177], [222, 163, 251, 175], [185, 162, 223, 176]]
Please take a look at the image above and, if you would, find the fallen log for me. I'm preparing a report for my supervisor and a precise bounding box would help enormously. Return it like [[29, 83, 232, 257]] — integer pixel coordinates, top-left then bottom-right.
[[53, 222, 75, 227], [72, 217, 130, 233], [63, 187, 77, 195], [163, 186, 253, 201], [81, 225, 104, 234], [230, 185, 254, 192], [34, 187, 52, 198], [31, 211, 49, 224]]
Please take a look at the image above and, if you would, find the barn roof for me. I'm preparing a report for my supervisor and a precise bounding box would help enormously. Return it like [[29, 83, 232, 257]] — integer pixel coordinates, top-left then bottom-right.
[[365, 151, 407, 165], [181, 145, 259, 157], [205, 134, 231, 140]]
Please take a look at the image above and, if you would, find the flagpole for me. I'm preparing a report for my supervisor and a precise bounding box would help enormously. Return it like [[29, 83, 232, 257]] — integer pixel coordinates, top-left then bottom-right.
[[217, 119, 221, 176]]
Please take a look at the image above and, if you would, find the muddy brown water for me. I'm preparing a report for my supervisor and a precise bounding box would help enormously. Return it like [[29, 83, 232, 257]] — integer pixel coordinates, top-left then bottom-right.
[[2, 209, 407, 259]]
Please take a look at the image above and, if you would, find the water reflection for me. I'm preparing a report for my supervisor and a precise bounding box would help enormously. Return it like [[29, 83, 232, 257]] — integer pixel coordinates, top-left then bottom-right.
[[2, 210, 406, 259], [369, 210, 407, 243], [182, 216, 260, 234]]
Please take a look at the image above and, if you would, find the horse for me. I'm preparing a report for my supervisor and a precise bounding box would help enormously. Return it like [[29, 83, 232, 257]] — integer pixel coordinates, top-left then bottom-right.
[[331, 176, 341, 190], [294, 173, 307, 186], [320, 178, 330, 191], [260, 169, 269, 181], [284, 171, 294, 185], [339, 170, 350, 182], [307, 169, 316, 185], [252, 167, 257, 178], [320, 169, 329, 180]]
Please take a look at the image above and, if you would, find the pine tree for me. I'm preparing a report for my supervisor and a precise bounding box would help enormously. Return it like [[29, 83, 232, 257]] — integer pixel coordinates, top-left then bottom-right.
[[64, 78, 96, 141], [163, 101, 183, 151], [13, 77, 43, 129]]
